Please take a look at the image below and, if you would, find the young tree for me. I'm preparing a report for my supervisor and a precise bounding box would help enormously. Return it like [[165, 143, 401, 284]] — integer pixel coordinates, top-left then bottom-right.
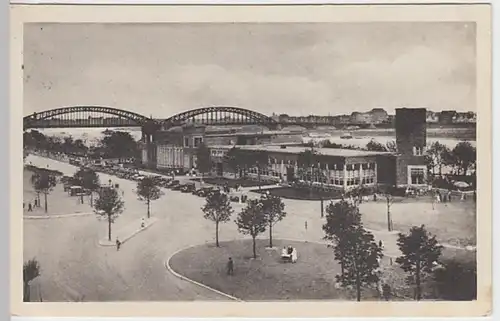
[[30, 171, 57, 213], [336, 225, 383, 301], [235, 199, 267, 258], [23, 258, 40, 302], [396, 225, 443, 300], [94, 187, 124, 241], [136, 177, 163, 219], [323, 200, 362, 278], [201, 190, 234, 247], [260, 194, 286, 248], [73, 167, 100, 206], [196, 143, 212, 183]]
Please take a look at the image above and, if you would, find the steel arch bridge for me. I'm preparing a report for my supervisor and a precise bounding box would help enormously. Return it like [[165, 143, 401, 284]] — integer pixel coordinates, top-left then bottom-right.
[[162, 106, 279, 129], [23, 106, 153, 130], [23, 105, 279, 130]]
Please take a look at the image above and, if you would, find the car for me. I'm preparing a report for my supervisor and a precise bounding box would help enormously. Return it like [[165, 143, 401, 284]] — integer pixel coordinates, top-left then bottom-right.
[[171, 183, 183, 191], [193, 186, 216, 197], [180, 183, 196, 193], [165, 180, 180, 188]]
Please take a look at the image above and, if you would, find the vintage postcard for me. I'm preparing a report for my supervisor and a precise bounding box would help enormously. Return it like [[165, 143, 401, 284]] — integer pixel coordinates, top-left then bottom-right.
[[10, 3, 492, 318]]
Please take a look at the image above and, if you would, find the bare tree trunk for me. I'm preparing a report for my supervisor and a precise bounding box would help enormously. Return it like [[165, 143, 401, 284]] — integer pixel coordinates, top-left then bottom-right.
[[416, 262, 421, 301], [356, 273, 361, 302], [215, 221, 219, 247], [147, 199, 151, 218], [269, 222, 273, 248], [252, 235, 257, 258], [44, 193, 48, 213], [90, 192, 93, 207], [108, 215, 112, 241], [23, 281, 30, 302], [81, 193, 84, 204]]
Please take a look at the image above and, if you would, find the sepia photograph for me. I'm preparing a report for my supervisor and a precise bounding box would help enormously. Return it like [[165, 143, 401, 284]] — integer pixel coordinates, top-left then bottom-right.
[[11, 3, 492, 318]]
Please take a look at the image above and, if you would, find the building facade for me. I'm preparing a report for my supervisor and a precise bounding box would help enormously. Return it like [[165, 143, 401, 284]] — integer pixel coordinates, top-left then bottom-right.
[[143, 107, 428, 190]]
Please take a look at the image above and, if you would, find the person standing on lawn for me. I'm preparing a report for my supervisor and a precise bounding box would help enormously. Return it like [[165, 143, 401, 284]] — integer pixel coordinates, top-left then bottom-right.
[[227, 257, 234, 275]]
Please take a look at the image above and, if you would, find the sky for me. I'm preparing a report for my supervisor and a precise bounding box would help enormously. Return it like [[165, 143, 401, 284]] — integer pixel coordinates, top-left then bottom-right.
[[23, 22, 476, 118]]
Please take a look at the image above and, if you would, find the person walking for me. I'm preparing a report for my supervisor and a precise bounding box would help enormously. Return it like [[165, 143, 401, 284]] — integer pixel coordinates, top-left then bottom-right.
[[227, 257, 234, 276], [27, 203, 33, 212], [116, 238, 121, 251], [304, 220, 308, 231]]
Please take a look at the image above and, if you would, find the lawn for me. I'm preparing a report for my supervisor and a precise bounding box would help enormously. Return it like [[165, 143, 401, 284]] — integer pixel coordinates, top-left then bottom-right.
[[190, 177, 270, 188], [358, 198, 476, 247], [23, 168, 93, 216], [252, 187, 344, 201], [169, 239, 381, 301]]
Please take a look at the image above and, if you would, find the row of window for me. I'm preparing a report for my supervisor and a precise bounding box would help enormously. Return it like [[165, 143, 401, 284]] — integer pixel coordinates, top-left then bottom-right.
[[183, 136, 204, 148]]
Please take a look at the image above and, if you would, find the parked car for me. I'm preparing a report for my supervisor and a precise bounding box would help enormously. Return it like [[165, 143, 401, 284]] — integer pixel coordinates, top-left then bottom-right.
[[193, 187, 216, 197], [171, 183, 183, 191], [165, 180, 180, 188], [180, 183, 196, 193]]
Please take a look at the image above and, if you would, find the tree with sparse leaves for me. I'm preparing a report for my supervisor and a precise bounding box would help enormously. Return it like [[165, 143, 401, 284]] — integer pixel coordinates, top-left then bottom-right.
[[396, 225, 443, 300], [235, 199, 267, 258], [73, 167, 100, 206], [23, 258, 41, 302], [30, 171, 57, 213], [336, 225, 383, 301], [260, 194, 286, 248], [323, 200, 362, 279], [94, 187, 124, 241], [202, 190, 233, 247], [136, 177, 163, 219]]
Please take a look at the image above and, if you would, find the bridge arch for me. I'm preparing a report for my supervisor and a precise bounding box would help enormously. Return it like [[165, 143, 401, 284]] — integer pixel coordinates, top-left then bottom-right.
[[162, 106, 278, 129], [23, 106, 152, 129]]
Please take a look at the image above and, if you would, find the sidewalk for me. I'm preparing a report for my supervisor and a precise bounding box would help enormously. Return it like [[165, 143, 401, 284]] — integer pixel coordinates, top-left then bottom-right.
[[98, 217, 159, 247], [24, 212, 94, 220]]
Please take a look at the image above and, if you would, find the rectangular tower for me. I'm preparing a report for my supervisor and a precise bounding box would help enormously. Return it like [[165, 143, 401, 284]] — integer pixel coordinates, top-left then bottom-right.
[[395, 108, 427, 187]]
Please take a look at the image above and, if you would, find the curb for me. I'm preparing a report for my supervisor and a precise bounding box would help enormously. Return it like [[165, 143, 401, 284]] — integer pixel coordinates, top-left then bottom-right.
[[165, 245, 243, 302], [98, 217, 159, 247], [23, 212, 93, 220]]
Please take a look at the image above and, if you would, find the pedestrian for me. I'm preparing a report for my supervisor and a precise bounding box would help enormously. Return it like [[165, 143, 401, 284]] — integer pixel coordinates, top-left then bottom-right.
[[116, 238, 121, 251], [305, 220, 308, 231], [28, 203, 33, 212], [141, 217, 145, 228], [34, 198, 38, 207], [379, 240, 383, 248], [227, 257, 234, 275]]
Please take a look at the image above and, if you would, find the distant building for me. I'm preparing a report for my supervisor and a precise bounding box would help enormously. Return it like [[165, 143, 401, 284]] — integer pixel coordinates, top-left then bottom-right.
[[438, 111, 457, 125]]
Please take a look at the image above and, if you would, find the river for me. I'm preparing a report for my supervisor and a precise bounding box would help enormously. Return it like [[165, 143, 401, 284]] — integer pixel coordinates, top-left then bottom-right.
[[34, 127, 476, 150]]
